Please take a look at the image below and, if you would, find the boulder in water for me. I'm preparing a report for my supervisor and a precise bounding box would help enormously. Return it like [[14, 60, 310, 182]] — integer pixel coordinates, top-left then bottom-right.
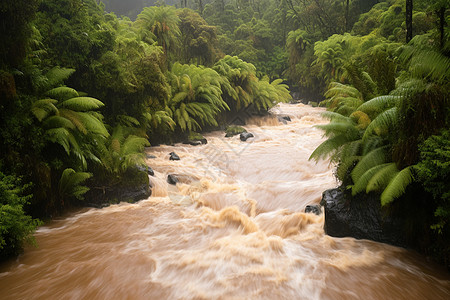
[[146, 154, 157, 159], [147, 166, 155, 176], [169, 152, 180, 160], [240, 132, 254, 141], [321, 188, 408, 247], [305, 204, 321, 215], [278, 115, 291, 123], [167, 174, 179, 185]]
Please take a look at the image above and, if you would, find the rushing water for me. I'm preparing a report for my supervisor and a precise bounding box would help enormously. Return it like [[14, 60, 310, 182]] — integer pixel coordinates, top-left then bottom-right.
[[0, 103, 449, 299]]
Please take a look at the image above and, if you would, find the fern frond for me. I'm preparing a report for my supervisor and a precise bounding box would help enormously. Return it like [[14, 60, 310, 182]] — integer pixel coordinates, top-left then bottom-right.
[[363, 107, 398, 140], [46, 87, 79, 101], [357, 95, 400, 115], [59, 97, 105, 112], [366, 163, 398, 193], [31, 99, 58, 121], [44, 67, 76, 89], [351, 146, 389, 183], [59, 168, 92, 200], [352, 163, 392, 195], [381, 166, 415, 206]]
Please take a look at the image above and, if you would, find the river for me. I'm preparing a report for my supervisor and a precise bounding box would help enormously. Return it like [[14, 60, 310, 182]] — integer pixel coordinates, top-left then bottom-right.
[[0, 103, 449, 299]]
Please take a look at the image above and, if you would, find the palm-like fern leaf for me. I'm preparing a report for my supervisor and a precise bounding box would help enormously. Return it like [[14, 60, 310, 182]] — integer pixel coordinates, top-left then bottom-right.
[[59, 168, 92, 200], [352, 163, 392, 195], [380, 166, 414, 206], [46, 87, 79, 101], [31, 99, 58, 122], [366, 163, 399, 193], [351, 146, 389, 183], [363, 107, 398, 140], [59, 97, 105, 112]]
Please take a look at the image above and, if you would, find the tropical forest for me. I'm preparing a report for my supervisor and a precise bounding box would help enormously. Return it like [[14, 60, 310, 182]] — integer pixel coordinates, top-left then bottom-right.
[[0, 0, 449, 298]]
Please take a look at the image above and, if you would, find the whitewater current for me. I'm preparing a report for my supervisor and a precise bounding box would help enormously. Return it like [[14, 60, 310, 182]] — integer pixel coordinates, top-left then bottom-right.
[[0, 103, 449, 299]]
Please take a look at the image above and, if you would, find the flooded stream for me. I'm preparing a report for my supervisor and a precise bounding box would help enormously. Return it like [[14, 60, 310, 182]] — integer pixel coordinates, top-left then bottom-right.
[[0, 103, 449, 299]]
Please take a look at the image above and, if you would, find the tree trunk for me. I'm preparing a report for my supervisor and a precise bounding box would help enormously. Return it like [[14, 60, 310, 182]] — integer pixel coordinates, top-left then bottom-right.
[[406, 0, 413, 43]]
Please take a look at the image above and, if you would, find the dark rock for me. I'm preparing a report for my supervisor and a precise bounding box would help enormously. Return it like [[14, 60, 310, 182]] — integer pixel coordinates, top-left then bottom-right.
[[225, 125, 247, 137], [146, 154, 157, 159], [136, 165, 155, 176], [305, 204, 321, 215], [86, 202, 110, 209], [147, 166, 155, 176], [167, 173, 199, 185], [278, 115, 291, 122], [183, 140, 203, 146], [167, 174, 179, 185], [169, 152, 180, 160], [322, 188, 408, 247], [240, 132, 254, 141]]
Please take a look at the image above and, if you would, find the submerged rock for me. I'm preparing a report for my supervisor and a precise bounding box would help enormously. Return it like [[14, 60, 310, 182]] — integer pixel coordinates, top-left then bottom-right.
[[305, 204, 321, 215], [146, 154, 157, 159], [169, 152, 180, 160], [240, 132, 254, 141]]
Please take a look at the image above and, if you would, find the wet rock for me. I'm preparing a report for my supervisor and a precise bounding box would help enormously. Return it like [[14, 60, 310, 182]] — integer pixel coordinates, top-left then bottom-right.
[[86, 202, 110, 209], [167, 173, 199, 185], [169, 152, 180, 160], [305, 204, 321, 215], [240, 132, 254, 141], [321, 188, 408, 247], [136, 165, 155, 176], [225, 125, 247, 137], [147, 166, 155, 176], [167, 174, 179, 185], [184, 140, 203, 146], [146, 154, 157, 159], [278, 115, 291, 123]]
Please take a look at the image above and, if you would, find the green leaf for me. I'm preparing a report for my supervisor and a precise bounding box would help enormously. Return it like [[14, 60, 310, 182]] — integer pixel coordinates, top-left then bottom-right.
[[381, 166, 415, 206], [59, 97, 105, 112]]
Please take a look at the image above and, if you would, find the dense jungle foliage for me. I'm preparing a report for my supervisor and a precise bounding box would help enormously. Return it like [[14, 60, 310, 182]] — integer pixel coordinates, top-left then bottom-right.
[[0, 0, 448, 264]]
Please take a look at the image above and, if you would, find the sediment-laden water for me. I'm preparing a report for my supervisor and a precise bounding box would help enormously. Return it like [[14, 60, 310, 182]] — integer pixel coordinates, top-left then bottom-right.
[[1, 103, 449, 299]]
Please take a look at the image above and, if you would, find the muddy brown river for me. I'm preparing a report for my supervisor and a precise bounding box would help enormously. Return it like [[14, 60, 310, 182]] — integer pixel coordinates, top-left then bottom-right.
[[0, 103, 449, 299]]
